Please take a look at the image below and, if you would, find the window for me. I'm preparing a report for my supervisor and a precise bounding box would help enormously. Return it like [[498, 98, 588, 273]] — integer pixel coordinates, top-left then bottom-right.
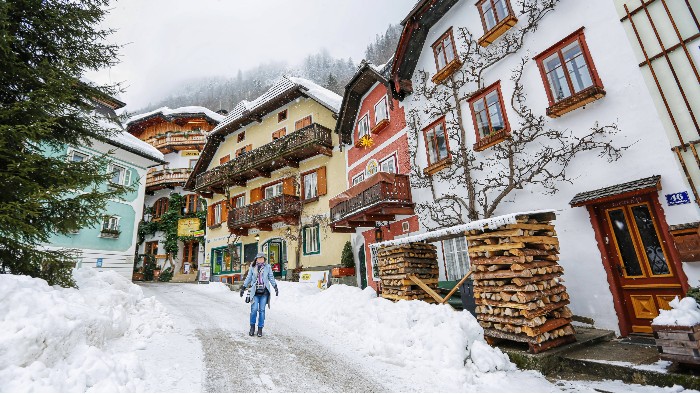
[[278, 109, 288, 122], [219, 154, 230, 165], [185, 194, 201, 213], [207, 201, 226, 227], [432, 28, 458, 72], [303, 224, 320, 255], [357, 115, 370, 141], [302, 171, 318, 201], [153, 197, 169, 220], [213, 203, 222, 224], [374, 96, 389, 125], [69, 149, 89, 162], [379, 155, 397, 174], [264, 182, 283, 200], [237, 131, 245, 143], [189, 159, 198, 169], [295, 115, 312, 130], [272, 128, 286, 140], [469, 81, 510, 151], [477, 0, 514, 32], [534, 28, 604, 117], [235, 144, 252, 157], [423, 118, 450, 166], [101, 215, 120, 235], [443, 237, 470, 280], [107, 163, 129, 186], [145, 241, 158, 256], [182, 240, 198, 264], [231, 193, 245, 208], [352, 173, 365, 186]]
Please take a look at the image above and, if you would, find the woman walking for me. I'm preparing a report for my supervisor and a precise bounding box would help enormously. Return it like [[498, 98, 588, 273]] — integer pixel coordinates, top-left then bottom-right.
[[240, 252, 278, 337]]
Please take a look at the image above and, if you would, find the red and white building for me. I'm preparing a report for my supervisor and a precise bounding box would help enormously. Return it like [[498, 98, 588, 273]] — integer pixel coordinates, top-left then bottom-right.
[[330, 61, 419, 290]]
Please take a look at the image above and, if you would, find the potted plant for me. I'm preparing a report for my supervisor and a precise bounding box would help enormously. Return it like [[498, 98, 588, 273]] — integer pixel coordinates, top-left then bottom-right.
[[132, 267, 144, 281], [332, 241, 356, 277], [153, 265, 162, 281]]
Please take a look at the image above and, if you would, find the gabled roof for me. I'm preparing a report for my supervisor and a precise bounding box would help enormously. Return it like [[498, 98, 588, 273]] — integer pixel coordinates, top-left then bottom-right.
[[569, 175, 661, 207], [391, 0, 460, 98], [335, 59, 393, 144], [125, 106, 224, 135], [184, 76, 342, 191]]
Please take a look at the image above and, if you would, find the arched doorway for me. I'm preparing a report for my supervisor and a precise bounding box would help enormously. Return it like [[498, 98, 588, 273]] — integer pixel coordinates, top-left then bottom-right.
[[261, 238, 287, 278]]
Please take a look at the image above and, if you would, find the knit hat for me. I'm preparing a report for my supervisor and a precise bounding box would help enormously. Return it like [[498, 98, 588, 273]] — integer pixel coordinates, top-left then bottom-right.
[[255, 252, 266, 261]]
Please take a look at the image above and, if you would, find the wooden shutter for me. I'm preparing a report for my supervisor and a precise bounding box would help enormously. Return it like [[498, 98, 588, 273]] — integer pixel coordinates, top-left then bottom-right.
[[221, 201, 228, 225], [207, 205, 214, 226], [250, 187, 263, 203], [282, 178, 295, 196], [295, 115, 312, 130], [220, 155, 230, 165], [245, 144, 252, 152], [317, 166, 327, 196]]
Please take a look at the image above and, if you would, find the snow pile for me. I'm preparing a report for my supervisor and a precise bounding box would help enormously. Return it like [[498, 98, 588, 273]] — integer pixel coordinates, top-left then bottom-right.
[[0, 268, 172, 392], [275, 283, 514, 377], [652, 297, 700, 326]]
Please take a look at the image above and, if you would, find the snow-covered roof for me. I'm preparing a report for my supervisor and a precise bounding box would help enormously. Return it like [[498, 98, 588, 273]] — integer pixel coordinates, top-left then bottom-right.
[[98, 117, 165, 163], [370, 209, 558, 249], [125, 106, 225, 126], [212, 76, 341, 135]]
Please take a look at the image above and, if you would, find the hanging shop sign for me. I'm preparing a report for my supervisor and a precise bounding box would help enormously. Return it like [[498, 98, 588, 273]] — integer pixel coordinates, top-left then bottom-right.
[[181, 150, 200, 157], [666, 191, 691, 206], [177, 218, 201, 236], [192, 229, 205, 237]]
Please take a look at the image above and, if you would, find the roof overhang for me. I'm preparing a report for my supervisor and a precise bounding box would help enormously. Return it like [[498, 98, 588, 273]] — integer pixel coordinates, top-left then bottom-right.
[[569, 175, 662, 207], [335, 63, 390, 144]]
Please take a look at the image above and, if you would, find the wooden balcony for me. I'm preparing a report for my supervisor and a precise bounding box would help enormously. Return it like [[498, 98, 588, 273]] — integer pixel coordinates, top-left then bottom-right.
[[146, 168, 192, 192], [195, 123, 333, 194], [228, 194, 302, 236], [146, 131, 206, 153], [329, 173, 414, 233]]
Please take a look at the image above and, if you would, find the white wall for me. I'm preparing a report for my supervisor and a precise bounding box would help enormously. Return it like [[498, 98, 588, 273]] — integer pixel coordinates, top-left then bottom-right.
[[404, 0, 700, 333]]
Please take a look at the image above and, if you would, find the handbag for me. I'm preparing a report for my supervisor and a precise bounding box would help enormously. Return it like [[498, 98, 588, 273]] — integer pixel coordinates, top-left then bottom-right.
[[255, 283, 266, 295]]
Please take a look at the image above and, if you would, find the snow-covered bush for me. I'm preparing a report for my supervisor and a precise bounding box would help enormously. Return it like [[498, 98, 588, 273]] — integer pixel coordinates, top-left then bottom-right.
[[652, 296, 700, 327]]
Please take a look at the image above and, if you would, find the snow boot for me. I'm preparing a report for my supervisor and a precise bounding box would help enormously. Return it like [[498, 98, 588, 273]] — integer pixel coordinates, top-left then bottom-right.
[[249, 325, 255, 336], [257, 327, 263, 337]]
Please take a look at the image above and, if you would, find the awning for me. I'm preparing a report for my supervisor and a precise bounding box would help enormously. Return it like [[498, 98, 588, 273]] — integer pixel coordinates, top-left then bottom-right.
[[569, 175, 661, 207]]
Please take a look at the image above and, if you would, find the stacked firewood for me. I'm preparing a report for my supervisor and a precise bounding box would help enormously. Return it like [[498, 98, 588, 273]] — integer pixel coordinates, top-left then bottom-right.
[[468, 213, 576, 353], [378, 243, 439, 303]]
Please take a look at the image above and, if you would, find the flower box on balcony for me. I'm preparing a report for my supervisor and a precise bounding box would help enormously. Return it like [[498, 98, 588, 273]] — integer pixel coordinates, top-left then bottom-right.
[[546, 86, 606, 118], [477, 15, 518, 47], [371, 119, 390, 134], [99, 229, 121, 238], [332, 267, 356, 277], [431, 58, 463, 85], [473, 129, 510, 152]]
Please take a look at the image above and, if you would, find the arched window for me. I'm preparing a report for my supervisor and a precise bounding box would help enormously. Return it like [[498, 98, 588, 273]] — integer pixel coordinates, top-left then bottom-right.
[[152, 197, 169, 220]]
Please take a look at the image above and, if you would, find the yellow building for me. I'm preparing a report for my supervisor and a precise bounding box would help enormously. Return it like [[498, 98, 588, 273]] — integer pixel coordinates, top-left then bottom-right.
[[185, 76, 350, 281]]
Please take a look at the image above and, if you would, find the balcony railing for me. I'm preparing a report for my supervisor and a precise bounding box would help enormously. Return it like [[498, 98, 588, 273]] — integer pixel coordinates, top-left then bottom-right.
[[195, 123, 333, 192], [146, 131, 206, 153], [228, 194, 301, 235], [146, 168, 192, 191], [330, 173, 414, 231]]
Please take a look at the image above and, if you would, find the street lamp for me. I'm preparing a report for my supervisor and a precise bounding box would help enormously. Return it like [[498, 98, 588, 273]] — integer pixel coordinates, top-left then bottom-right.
[[374, 226, 383, 243], [255, 233, 260, 243]]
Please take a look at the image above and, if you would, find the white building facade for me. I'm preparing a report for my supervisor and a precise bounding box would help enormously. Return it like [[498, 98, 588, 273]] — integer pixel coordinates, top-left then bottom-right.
[[391, 0, 700, 335]]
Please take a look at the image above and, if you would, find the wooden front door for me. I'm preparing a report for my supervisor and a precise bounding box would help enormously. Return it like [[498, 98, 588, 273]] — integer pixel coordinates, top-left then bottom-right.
[[591, 194, 685, 335]]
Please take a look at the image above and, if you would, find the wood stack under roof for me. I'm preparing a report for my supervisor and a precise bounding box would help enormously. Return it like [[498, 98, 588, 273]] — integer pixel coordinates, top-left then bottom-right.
[[468, 212, 576, 353], [377, 243, 440, 303]]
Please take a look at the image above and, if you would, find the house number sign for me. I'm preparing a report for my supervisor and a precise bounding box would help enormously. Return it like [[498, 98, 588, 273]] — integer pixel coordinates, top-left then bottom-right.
[[666, 191, 691, 206]]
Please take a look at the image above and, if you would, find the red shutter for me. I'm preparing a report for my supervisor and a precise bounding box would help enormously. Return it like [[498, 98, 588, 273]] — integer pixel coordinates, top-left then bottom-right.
[[317, 166, 327, 196]]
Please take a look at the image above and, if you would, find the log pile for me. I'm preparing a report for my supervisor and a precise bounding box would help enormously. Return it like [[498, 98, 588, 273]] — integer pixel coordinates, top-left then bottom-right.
[[377, 243, 440, 303], [468, 212, 576, 353]]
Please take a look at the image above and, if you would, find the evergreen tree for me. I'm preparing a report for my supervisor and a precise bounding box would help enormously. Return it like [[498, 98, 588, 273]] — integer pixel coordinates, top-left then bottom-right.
[[0, 0, 125, 286], [325, 73, 340, 94]]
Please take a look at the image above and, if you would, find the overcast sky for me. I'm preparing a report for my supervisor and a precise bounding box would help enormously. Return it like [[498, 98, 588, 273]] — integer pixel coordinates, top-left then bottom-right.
[[86, 0, 415, 111]]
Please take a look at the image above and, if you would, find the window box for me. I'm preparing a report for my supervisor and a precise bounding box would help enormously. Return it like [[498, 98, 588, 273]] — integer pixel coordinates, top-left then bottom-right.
[[473, 129, 510, 151], [423, 157, 453, 176], [332, 267, 356, 277], [478, 14, 518, 47], [545, 85, 606, 118], [535, 28, 604, 118], [371, 118, 390, 134], [431, 58, 463, 85], [100, 229, 121, 238]]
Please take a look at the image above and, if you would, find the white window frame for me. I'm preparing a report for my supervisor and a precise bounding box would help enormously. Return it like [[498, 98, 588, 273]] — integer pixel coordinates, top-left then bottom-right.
[[351, 173, 365, 186], [357, 114, 370, 140], [374, 96, 389, 125], [303, 171, 318, 200], [303, 224, 320, 255], [379, 154, 397, 174], [443, 236, 470, 280], [68, 149, 90, 163], [107, 163, 129, 186], [233, 195, 245, 208], [101, 215, 121, 231], [264, 183, 283, 200], [213, 203, 222, 224]]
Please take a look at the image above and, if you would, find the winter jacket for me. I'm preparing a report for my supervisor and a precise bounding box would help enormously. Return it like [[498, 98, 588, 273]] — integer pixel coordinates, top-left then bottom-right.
[[242, 262, 277, 307]]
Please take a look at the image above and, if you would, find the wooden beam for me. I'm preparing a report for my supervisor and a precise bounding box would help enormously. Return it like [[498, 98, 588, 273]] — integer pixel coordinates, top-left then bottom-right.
[[256, 223, 273, 232], [362, 214, 395, 221], [279, 157, 300, 168], [331, 226, 356, 233], [319, 146, 333, 157], [441, 269, 473, 304], [251, 169, 271, 178], [408, 275, 446, 304], [347, 220, 376, 228]]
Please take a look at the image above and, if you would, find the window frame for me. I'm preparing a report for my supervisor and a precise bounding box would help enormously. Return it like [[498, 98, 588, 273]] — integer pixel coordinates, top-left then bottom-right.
[[182, 240, 199, 264], [185, 194, 200, 214], [101, 215, 120, 231], [468, 80, 511, 150], [145, 241, 159, 256], [357, 114, 370, 140], [107, 163, 128, 186], [278, 109, 288, 123], [534, 27, 603, 107], [295, 115, 313, 130], [431, 28, 459, 73], [264, 182, 284, 200], [374, 96, 390, 125], [231, 193, 245, 208], [68, 149, 90, 163], [351, 173, 365, 186], [237, 131, 245, 143], [152, 197, 169, 220], [476, 0, 515, 35], [422, 117, 451, 167], [442, 236, 471, 280], [379, 154, 398, 174], [302, 224, 321, 255], [213, 202, 222, 225], [272, 127, 287, 140], [301, 170, 318, 201]]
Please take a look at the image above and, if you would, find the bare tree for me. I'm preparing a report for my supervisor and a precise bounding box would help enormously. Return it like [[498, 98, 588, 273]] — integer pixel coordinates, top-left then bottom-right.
[[406, 0, 630, 230]]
